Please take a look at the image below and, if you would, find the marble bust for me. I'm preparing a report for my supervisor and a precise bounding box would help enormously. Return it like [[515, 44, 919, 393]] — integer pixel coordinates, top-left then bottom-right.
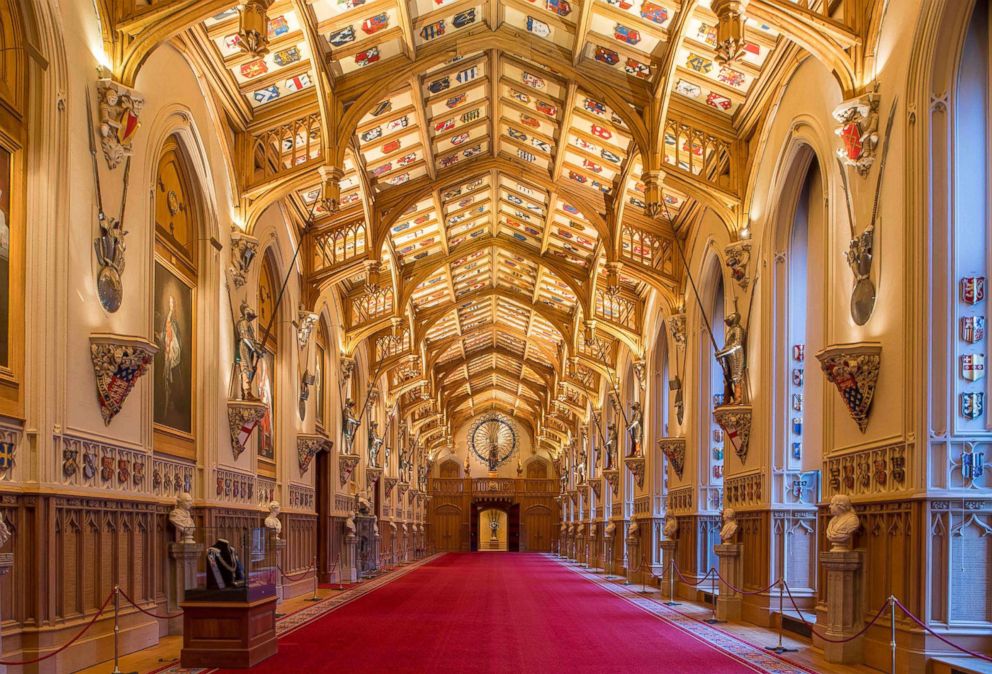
[[719, 508, 738, 544], [264, 500, 282, 540], [826, 494, 860, 551], [169, 492, 195, 544], [663, 516, 678, 540]]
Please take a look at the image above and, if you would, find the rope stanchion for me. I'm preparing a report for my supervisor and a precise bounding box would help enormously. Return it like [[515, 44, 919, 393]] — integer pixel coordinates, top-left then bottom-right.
[[0, 590, 115, 666], [663, 559, 681, 606], [704, 570, 723, 624], [782, 580, 890, 644], [277, 562, 316, 583], [763, 581, 797, 654], [112, 586, 138, 674], [672, 563, 716, 587], [306, 555, 320, 602]]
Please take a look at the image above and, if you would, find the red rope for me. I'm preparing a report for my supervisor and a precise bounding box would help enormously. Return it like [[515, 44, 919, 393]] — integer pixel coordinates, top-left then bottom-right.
[[893, 598, 992, 663], [118, 588, 184, 620], [0, 591, 115, 665], [713, 570, 780, 597], [672, 563, 715, 587], [278, 563, 315, 582], [783, 581, 890, 644]]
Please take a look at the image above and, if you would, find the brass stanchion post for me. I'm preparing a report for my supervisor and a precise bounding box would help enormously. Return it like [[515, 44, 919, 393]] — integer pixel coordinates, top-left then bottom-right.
[[764, 580, 797, 653]]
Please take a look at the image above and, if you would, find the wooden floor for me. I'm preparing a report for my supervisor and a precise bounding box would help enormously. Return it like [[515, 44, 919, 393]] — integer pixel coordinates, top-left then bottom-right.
[[79, 557, 880, 674]]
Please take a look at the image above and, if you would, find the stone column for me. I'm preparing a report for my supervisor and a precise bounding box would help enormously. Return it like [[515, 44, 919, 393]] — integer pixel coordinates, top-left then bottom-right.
[[715, 543, 742, 621], [816, 550, 864, 664], [660, 539, 677, 592], [169, 542, 202, 634]]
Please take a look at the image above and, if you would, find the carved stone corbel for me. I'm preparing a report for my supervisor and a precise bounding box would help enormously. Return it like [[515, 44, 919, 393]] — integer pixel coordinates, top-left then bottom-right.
[[366, 466, 383, 493], [590, 479, 602, 499], [227, 400, 268, 460], [724, 240, 752, 290], [815, 342, 881, 433], [832, 88, 880, 176], [89, 334, 158, 425], [713, 405, 753, 464], [632, 360, 646, 391], [624, 456, 646, 489], [296, 309, 319, 349], [658, 437, 686, 480], [228, 229, 259, 288], [384, 476, 398, 497], [339, 453, 360, 486], [668, 313, 687, 347], [297, 434, 329, 476], [602, 469, 620, 497], [397, 482, 409, 500]]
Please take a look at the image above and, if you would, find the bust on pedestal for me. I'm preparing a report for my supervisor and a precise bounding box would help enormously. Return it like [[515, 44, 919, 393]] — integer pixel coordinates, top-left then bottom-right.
[[168, 493, 202, 628], [817, 494, 864, 664], [715, 508, 742, 621]]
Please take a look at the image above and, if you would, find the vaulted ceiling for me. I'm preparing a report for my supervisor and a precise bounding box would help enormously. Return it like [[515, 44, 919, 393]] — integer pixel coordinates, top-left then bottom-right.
[[102, 0, 875, 457]]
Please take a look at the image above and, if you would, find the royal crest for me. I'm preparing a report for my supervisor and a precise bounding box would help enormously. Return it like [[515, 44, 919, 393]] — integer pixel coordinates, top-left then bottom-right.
[[0, 441, 14, 472], [428, 76, 450, 94], [816, 342, 881, 433], [527, 16, 551, 37], [420, 20, 445, 41], [640, 1, 668, 24], [961, 353, 986, 382], [272, 47, 300, 67], [361, 13, 388, 34], [658, 438, 686, 480], [101, 456, 114, 482], [355, 48, 380, 67], [285, 74, 311, 92], [90, 335, 158, 425], [453, 9, 476, 28], [614, 24, 641, 45], [547, 0, 571, 16], [961, 276, 986, 305], [595, 47, 620, 66], [961, 316, 986, 343], [523, 72, 545, 89], [328, 25, 356, 47], [706, 92, 732, 111], [96, 79, 144, 169], [832, 89, 880, 175], [536, 101, 557, 117]]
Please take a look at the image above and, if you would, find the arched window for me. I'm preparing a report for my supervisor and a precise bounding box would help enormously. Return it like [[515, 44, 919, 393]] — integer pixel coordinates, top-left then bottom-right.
[[256, 255, 278, 472], [153, 137, 198, 459], [953, 0, 988, 434], [705, 265, 726, 493]]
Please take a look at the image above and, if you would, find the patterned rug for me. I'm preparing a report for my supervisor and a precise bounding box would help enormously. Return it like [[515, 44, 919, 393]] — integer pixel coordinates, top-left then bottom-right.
[[150, 553, 444, 674], [550, 554, 820, 674]]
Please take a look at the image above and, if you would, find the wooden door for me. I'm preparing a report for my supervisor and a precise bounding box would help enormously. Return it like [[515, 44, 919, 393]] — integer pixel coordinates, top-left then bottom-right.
[[508, 504, 520, 551], [433, 504, 462, 551], [522, 505, 552, 551]]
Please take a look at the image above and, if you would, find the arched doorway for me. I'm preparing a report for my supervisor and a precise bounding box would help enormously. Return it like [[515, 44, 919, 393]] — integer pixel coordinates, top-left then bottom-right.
[[478, 508, 508, 550], [470, 500, 520, 551]]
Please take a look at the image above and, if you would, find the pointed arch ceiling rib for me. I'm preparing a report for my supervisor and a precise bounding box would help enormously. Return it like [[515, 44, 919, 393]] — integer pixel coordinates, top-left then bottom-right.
[[103, 0, 882, 453]]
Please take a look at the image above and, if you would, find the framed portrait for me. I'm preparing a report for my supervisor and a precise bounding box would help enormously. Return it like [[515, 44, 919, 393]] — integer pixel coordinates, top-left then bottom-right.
[[153, 260, 194, 436], [257, 350, 275, 461], [314, 342, 325, 428]]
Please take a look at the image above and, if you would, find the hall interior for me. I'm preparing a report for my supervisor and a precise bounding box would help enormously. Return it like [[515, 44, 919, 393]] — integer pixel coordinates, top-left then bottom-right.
[[0, 0, 988, 672]]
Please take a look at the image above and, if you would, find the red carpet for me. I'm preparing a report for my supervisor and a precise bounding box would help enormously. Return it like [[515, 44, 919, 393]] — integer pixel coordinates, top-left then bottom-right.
[[218, 553, 791, 673]]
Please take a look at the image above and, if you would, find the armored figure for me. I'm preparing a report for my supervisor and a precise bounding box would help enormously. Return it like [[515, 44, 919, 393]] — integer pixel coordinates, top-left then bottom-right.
[[715, 312, 747, 405], [235, 301, 264, 401], [577, 443, 587, 485], [342, 398, 360, 454], [626, 402, 643, 457], [604, 423, 618, 470], [486, 440, 500, 472], [367, 420, 384, 468], [418, 465, 428, 491]]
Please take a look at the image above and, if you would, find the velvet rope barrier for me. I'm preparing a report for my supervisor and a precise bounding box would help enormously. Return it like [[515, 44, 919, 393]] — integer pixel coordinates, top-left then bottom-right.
[[0, 590, 115, 665], [671, 563, 715, 587], [118, 588, 184, 620], [782, 581, 895, 644], [892, 598, 992, 664], [278, 561, 316, 583]]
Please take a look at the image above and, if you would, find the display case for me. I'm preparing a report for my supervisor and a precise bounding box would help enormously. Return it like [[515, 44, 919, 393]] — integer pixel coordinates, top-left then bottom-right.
[[184, 526, 277, 603]]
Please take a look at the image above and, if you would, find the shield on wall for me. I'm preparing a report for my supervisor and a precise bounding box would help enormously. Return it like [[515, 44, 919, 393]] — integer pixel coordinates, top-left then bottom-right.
[[961, 316, 986, 343], [961, 276, 986, 305], [961, 354, 986, 382]]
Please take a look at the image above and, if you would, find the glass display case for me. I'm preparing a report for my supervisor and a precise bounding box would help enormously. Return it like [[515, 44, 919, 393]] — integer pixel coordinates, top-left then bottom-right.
[[185, 526, 277, 603]]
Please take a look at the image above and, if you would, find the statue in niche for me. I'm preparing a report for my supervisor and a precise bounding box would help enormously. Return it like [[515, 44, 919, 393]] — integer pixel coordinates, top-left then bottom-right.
[[418, 465, 428, 491], [626, 402, 643, 457], [715, 311, 747, 405], [577, 443, 587, 485], [826, 494, 860, 552], [235, 301, 263, 401], [169, 492, 195, 544], [367, 420, 383, 468], [604, 423, 618, 470], [486, 439, 500, 472], [719, 508, 738, 544], [342, 398, 360, 454], [264, 500, 282, 540]]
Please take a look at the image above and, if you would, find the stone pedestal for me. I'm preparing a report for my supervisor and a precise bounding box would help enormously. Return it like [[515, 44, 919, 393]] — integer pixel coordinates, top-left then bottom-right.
[[343, 533, 359, 583], [169, 542, 202, 634], [715, 543, 742, 621], [274, 539, 286, 603], [660, 540, 676, 592], [0, 552, 12, 674], [816, 550, 864, 664]]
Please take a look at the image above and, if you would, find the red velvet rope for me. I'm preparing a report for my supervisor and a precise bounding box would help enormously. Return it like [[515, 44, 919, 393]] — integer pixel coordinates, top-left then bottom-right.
[[278, 563, 316, 582], [892, 598, 992, 663], [0, 591, 115, 665], [672, 563, 715, 587], [783, 581, 891, 644], [118, 588, 184, 620]]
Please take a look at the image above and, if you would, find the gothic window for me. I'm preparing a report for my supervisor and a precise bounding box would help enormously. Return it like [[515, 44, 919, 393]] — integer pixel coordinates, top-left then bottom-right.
[[707, 268, 726, 490], [315, 320, 328, 430], [153, 137, 198, 459]]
